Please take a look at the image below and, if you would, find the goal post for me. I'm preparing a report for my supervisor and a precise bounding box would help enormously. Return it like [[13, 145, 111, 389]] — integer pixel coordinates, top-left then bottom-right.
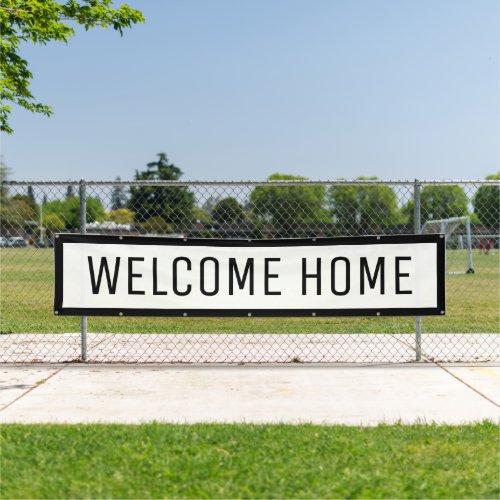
[[422, 216, 474, 274]]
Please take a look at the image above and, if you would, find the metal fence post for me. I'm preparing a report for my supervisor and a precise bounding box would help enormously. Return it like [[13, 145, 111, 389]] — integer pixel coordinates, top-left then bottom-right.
[[413, 179, 422, 361], [466, 216, 474, 273], [79, 179, 88, 362]]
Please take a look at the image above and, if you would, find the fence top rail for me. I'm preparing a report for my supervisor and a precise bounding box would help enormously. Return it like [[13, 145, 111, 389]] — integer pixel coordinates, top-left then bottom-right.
[[2, 179, 500, 187]]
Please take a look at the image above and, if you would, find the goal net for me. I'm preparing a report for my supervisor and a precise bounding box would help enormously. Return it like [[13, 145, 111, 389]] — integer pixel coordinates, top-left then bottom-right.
[[422, 216, 474, 274]]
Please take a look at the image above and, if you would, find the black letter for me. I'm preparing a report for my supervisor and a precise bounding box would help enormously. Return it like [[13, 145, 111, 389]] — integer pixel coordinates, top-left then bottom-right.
[[331, 257, 350, 296], [229, 258, 254, 295], [265, 258, 281, 295], [360, 257, 385, 294], [153, 258, 168, 295], [395, 257, 412, 294], [173, 257, 192, 296], [200, 257, 219, 296], [128, 257, 145, 295], [302, 258, 321, 295], [88, 256, 120, 294]]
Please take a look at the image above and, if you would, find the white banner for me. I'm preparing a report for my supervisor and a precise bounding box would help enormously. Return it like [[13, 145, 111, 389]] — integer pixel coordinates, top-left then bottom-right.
[[54, 234, 445, 317]]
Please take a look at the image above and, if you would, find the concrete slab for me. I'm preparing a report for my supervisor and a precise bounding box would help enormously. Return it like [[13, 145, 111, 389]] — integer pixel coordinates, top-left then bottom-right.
[[0, 366, 60, 409], [0, 365, 498, 425], [446, 366, 499, 404]]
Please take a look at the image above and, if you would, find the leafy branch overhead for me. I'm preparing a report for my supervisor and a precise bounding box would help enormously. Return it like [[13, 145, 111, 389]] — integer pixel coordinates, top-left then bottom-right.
[[0, 0, 144, 133]]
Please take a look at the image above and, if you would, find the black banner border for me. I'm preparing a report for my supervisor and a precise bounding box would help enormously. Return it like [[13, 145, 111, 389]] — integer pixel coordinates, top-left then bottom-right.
[[54, 233, 446, 317]]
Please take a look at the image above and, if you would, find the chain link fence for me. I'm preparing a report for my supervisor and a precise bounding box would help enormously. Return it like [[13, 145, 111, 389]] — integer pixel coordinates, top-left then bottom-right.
[[1, 179, 499, 363]]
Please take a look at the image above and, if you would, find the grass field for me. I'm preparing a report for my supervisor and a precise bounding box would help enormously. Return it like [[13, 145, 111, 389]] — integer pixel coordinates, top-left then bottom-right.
[[0, 248, 498, 334], [1, 422, 497, 499]]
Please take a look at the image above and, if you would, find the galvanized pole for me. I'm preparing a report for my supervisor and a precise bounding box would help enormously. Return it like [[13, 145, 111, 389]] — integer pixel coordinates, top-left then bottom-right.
[[39, 203, 44, 245], [413, 179, 422, 361], [79, 179, 88, 362], [466, 216, 474, 273]]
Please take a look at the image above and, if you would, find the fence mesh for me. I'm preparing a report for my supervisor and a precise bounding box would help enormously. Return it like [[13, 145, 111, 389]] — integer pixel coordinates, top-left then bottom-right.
[[1, 179, 499, 363]]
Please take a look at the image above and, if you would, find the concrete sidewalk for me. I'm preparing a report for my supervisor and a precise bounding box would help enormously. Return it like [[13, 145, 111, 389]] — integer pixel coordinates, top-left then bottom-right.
[[0, 364, 498, 425]]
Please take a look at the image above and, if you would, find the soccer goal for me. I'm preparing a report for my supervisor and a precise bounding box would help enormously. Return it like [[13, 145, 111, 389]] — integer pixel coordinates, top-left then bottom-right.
[[422, 216, 474, 274]]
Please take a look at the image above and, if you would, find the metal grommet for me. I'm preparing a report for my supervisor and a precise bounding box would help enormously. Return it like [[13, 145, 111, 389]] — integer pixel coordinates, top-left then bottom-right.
[[55, 234, 59, 238], [183, 312, 187, 317], [376, 312, 381, 316], [312, 238, 316, 242], [118, 312, 123, 316], [247, 312, 252, 317], [376, 236, 381, 240], [440, 310, 445, 315], [54, 310, 59, 315], [118, 236, 123, 240], [312, 312, 316, 317], [183, 238, 188, 242], [248, 239, 252, 243]]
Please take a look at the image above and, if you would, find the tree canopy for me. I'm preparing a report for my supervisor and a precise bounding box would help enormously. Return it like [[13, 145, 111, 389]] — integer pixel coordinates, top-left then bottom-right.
[[250, 174, 330, 235], [12, 192, 38, 214], [473, 172, 500, 230], [108, 207, 134, 224], [1, 159, 10, 199], [327, 177, 402, 230], [0, 0, 144, 133], [0, 168, 37, 231], [111, 177, 128, 210], [128, 153, 195, 231], [403, 185, 469, 223], [43, 196, 106, 229], [212, 197, 246, 224], [0, 197, 34, 230]]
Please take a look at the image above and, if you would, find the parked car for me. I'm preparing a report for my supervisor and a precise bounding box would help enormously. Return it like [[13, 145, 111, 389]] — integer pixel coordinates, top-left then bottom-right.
[[34, 239, 46, 248], [8, 237, 27, 248], [0, 236, 9, 248]]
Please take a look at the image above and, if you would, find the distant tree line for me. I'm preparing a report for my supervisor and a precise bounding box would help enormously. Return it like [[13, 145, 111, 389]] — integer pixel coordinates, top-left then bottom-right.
[[1, 154, 498, 238]]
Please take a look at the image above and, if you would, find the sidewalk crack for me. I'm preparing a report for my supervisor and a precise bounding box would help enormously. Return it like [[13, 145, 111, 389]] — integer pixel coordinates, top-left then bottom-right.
[[391, 334, 499, 409], [0, 365, 67, 412], [434, 363, 500, 409]]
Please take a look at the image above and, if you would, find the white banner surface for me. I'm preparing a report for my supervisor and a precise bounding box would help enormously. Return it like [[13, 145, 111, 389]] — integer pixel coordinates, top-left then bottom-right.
[[54, 234, 445, 317]]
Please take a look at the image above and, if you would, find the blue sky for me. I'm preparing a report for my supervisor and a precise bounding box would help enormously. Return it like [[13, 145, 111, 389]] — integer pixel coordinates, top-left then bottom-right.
[[1, 0, 498, 181]]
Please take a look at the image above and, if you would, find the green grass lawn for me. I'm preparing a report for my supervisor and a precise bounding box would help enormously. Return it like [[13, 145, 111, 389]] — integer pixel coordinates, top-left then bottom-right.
[[1, 422, 497, 499], [0, 248, 498, 334]]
